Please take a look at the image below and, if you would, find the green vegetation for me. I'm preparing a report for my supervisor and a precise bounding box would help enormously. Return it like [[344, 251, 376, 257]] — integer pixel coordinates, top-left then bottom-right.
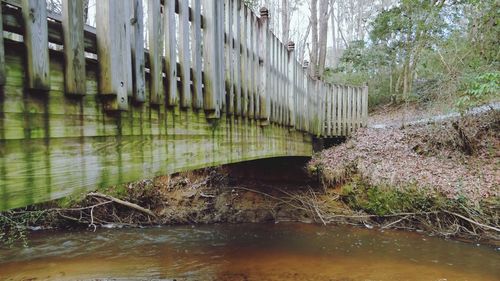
[[324, 0, 499, 109], [341, 180, 447, 216]]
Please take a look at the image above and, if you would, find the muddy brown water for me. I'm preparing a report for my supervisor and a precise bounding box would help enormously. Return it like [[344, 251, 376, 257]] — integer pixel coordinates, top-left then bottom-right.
[[0, 223, 498, 281]]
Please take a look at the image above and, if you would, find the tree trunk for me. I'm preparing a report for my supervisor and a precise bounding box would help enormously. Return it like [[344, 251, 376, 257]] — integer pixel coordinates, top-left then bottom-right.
[[317, 0, 329, 76], [330, 0, 337, 67], [281, 0, 289, 42], [309, 0, 318, 78]]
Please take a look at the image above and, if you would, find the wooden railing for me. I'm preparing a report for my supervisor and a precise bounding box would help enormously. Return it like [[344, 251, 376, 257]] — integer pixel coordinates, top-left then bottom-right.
[[0, 0, 367, 137]]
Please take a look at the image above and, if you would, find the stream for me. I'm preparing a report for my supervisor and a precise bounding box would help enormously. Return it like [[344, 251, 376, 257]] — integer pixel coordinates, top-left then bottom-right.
[[0, 223, 498, 280]]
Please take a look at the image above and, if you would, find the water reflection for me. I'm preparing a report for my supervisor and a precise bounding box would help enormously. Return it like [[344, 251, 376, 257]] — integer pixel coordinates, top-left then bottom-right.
[[0, 223, 498, 280]]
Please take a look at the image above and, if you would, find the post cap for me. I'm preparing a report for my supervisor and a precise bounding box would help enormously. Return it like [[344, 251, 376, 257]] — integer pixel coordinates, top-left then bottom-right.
[[260, 7, 269, 18]]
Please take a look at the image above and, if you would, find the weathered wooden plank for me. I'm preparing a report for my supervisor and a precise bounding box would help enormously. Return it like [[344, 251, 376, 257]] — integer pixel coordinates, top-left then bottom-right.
[[347, 86, 355, 135], [247, 8, 253, 119], [332, 85, 337, 136], [0, 3, 6, 86], [248, 11, 255, 119], [191, 0, 203, 109], [306, 76, 312, 132], [22, 0, 50, 91], [252, 13, 259, 119], [273, 37, 279, 124], [217, 0, 225, 113], [233, 0, 242, 116], [278, 38, 283, 125], [179, 0, 191, 108], [315, 80, 321, 135], [326, 85, 331, 136], [224, 0, 234, 114], [286, 42, 296, 127], [279, 42, 284, 125], [240, 5, 247, 117], [130, 0, 146, 103], [362, 85, 368, 126], [202, 0, 221, 118], [96, 0, 129, 110], [147, 0, 163, 105], [342, 86, 347, 136], [257, 8, 269, 122], [269, 34, 274, 123], [62, 0, 86, 96], [354, 87, 361, 129], [286, 46, 290, 126], [164, 0, 178, 106], [123, 1, 134, 99]]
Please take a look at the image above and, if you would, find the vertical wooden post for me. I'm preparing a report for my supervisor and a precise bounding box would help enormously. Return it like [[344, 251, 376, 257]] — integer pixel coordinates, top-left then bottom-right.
[[331, 84, 338, 136], [270, 36, 276, 123], [342, 86, 347, 136], [277, 41, 282, 125], [218, 0, 225, 113], [234, 0, 242, 116], [191, 0, 203, 109], [248, 11, 254, 119], [258, 7, 270, 124], [225, 0, 234, 114], [130, 0, 146, 102], [147, 0, 163, 105], [286, 41, 296, 127], [62, 0, 86, 96], [96, 0, 129, 110], [356, 87, 361, 129], [253, 14, 260, 120], [0, 3, 4, 86], [202, 0, 221, 118], [123, 1, 133, 98], [240, 6, 248, 117], [297, 62, 305, 131], [348, 86, 353, 135], [22, 0, 50, 91], [316, 80, 321, 135], [304, 61, 310, 132], [164, 0, 177, 106], [179, 0, 191, 108], [337, 85, 345, 136], [280, 43, 285, 126], [362, 85, 368, 126], [343, 85, 347, 135], [326, 85, 331, 136]]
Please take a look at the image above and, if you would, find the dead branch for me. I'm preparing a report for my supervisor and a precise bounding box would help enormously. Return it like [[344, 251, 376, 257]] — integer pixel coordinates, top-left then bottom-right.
[[87, 192, 157, 218], [443, 210, 500, 233], [381, 216, 409, 229]]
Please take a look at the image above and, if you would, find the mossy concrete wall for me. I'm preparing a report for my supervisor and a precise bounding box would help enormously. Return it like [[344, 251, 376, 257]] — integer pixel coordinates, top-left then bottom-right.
[[0, 40, 313, 210]]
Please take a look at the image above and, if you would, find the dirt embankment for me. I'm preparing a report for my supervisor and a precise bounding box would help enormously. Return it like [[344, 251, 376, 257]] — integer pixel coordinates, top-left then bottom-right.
[[309, 109, 499, 243]]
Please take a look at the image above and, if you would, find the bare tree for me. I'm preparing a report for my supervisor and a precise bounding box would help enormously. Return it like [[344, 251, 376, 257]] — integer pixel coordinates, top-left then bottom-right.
[[282, 0, 290, 42], [317, 0, 329, 75], [309, 0, 318, 78]]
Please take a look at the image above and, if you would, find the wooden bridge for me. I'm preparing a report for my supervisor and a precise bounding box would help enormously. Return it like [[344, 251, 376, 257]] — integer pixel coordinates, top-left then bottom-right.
[[0, 0, 368, 210]]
